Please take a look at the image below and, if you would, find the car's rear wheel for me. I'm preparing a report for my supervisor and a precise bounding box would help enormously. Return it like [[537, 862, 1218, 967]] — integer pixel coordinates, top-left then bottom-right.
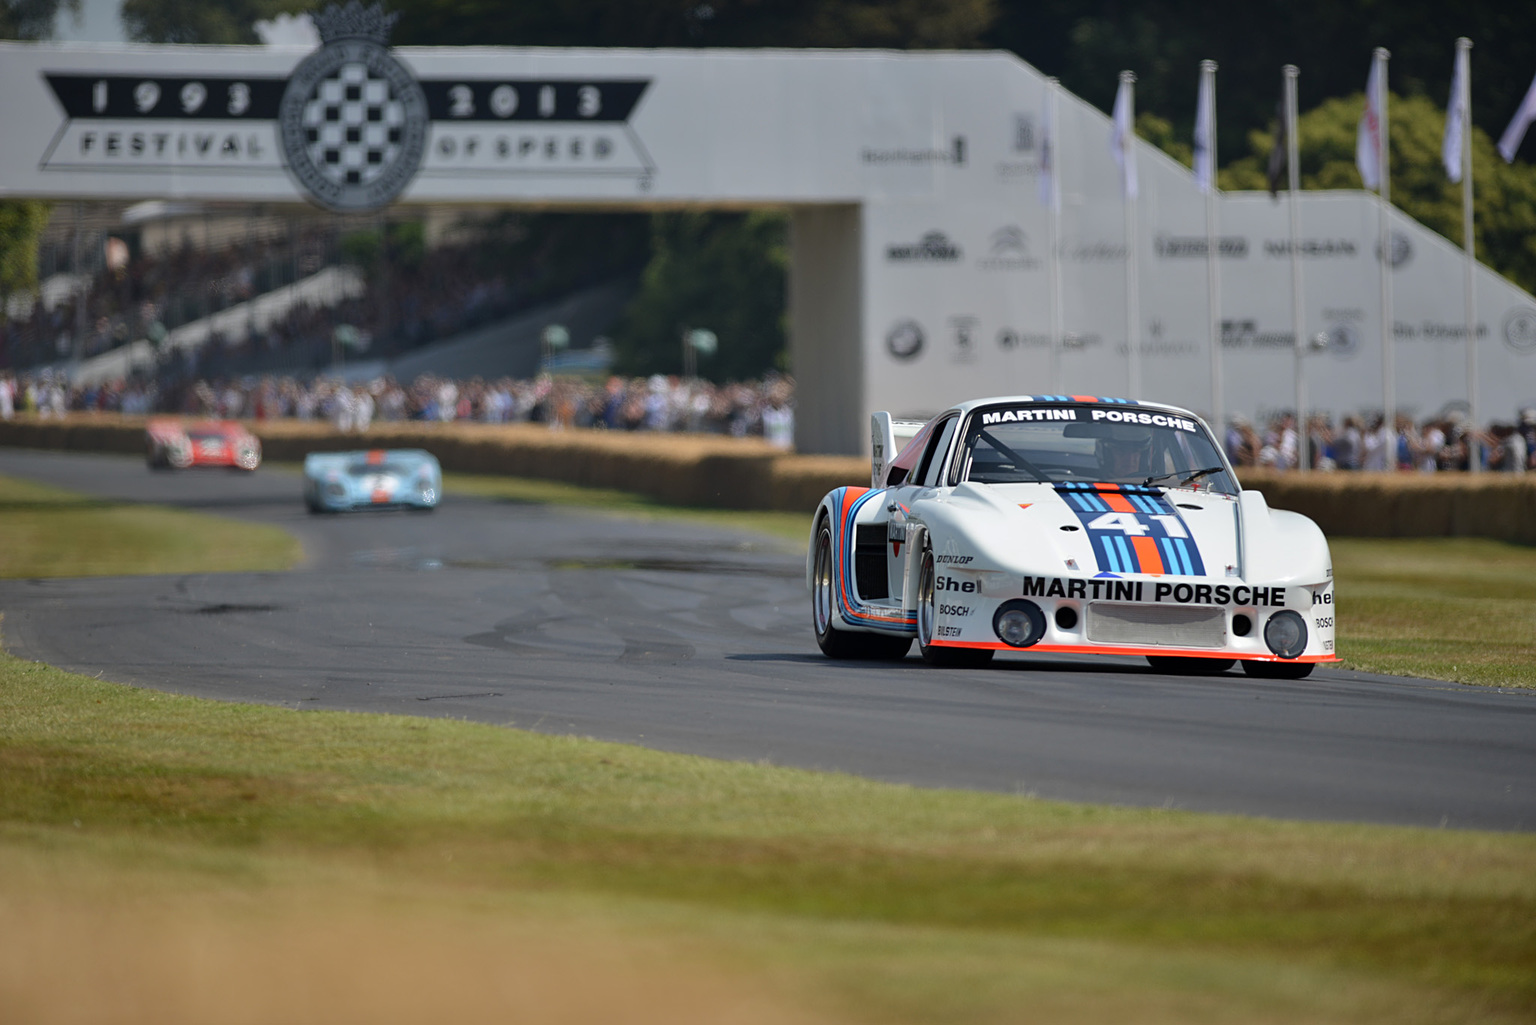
[[917, 543, 993, 668], [1242, 659, 1314, 680], [1146, 656, 1236, 675], [812, 520, 911, 660]]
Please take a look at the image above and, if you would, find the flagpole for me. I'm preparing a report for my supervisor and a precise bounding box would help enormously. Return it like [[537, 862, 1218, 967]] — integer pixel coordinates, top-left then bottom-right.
[[1046, 77, 1064, 395], [1284, 65, 1308, 472], [1120, 70, 1141, 399], [1375, 47, 1394, 439], [1200, 60, 1223, 445], [1458, 37, 1479, 472]]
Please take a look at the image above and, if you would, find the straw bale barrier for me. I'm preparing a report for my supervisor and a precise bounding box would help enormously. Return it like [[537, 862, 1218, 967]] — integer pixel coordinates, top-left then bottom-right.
[[2, 414, 1532, 542]]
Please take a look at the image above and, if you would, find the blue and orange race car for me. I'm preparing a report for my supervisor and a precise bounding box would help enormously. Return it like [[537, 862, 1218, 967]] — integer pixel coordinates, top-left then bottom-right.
[[302, 448, 441, 513]]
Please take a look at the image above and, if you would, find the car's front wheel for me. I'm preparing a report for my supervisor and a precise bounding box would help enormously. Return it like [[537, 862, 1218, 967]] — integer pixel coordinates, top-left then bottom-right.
[[812, 520, 911, 660], [917, 543, 993, 668]]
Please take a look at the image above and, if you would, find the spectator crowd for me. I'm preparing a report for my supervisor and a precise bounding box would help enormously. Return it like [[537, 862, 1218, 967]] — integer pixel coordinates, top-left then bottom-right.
[[0, 370, 799, 449], [4, 365, 1531, 469], [0, 217, 610, 383], [1225, 409, 1535, 473]]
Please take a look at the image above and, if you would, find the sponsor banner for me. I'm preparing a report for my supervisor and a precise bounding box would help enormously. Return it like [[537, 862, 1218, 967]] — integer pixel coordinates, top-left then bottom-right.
[[1023, 576, 1290, 606], [887, 230, 962, 262], [1154, 233, 1248, 258]]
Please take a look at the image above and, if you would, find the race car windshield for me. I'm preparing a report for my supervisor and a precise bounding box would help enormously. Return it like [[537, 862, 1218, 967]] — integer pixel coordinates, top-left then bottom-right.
[[187, 431, 227, 444], [955, 404, 1237, 495], [347, 460, 417, 475]]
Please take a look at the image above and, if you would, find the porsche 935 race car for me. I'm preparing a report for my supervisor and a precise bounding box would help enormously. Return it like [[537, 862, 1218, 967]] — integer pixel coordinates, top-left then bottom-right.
[[145, 417, 261, 471], [808, 396, 1337, 678], [303, 449, 441, 513]]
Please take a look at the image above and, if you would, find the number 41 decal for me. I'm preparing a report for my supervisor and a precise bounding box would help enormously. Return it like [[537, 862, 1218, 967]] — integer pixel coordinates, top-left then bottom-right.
[[1085, 512, 1188, 538]]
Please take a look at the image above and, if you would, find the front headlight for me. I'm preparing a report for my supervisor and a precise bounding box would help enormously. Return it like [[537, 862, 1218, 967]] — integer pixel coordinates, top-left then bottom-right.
[[993, 599, 1046, 648], [1263, 610, 1308, 659]]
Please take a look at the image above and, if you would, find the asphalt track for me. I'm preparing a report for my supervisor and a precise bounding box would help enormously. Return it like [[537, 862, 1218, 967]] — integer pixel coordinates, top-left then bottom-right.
[[1, 447, 1532, 831]]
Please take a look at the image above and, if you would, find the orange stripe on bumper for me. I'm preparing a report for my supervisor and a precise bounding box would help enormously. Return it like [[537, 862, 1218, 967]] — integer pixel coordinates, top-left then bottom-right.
[[926, 639, 1339, 663]]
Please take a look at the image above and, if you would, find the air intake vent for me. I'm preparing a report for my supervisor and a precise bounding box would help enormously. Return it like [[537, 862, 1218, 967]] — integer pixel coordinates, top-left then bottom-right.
[[1085, 603, 1226, 648], [854, 525, 889, 600]]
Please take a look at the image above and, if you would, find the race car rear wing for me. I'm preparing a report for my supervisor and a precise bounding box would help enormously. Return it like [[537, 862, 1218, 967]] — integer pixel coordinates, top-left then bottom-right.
[[871, 413, 928, 489]]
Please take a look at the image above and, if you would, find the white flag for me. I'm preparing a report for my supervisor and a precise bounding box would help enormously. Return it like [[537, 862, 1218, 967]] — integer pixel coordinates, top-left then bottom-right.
[[1356, 55, 1385, 190], [1110, 74, 1138, 198], [1498, 71, 1536, 163], [1443, 45, 1469, 182], [1193, 66, 1215, 192], [1038, 87, 1055, 209]]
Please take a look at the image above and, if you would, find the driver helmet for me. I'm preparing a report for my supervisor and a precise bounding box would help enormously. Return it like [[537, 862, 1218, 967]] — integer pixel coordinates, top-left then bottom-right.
[[1096, 424, 1153, 478]]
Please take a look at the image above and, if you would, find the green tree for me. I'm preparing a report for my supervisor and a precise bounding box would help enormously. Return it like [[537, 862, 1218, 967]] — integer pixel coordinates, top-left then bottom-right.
[[1220, 92, 1536, 294], [1135, 111, 1191, 168], [0, 200, 51, 317], [1, 0, 75, 322], [0, 0, 76, 39], [388, 0, 993, 49], [120, 0, 291, 44], [614, 212, 788, 380], [987, 1, 1536, 167]]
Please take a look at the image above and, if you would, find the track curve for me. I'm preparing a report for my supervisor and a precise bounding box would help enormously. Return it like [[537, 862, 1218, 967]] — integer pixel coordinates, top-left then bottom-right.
[[1, 447, 1531, 830]]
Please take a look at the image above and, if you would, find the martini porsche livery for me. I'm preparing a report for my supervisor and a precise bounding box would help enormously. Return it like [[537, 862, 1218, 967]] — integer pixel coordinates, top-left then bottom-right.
[[808, 396, 1337, 678], [303, 449, 441, 513], [146, 418, 261, 471]]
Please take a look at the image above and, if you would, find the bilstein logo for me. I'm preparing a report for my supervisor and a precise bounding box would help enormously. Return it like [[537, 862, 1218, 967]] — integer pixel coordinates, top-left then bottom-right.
[[886, 319, 925, 360], [886, 231, 962, 262], [278, 2, 429, 212]]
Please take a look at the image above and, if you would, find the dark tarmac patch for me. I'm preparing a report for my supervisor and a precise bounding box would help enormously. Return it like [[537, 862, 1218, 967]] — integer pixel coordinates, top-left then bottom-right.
[[191, 603, 283, 615], [619, 638, 695, 664]]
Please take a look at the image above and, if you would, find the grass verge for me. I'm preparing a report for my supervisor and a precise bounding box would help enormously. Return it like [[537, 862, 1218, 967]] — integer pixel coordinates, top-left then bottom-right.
[[1329, 537, 1536, 689], [1, 649, 1533, 1025], [0, 473, 300, 578]]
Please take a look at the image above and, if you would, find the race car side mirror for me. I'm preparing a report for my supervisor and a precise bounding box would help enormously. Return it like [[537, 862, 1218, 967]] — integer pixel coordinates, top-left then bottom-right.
[[871, 411, 896, 489]]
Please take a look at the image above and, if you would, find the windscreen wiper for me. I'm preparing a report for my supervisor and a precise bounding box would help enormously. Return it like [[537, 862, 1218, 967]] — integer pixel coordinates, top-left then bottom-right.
[[1142, 466, 1224, 488]]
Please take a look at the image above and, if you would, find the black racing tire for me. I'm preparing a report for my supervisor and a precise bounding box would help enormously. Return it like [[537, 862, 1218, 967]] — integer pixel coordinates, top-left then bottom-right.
[[812, 520, 912, 660], [1146, 656, 1236, 675], [1242, 660, 1315, 680], [916, 543, 993, 668]]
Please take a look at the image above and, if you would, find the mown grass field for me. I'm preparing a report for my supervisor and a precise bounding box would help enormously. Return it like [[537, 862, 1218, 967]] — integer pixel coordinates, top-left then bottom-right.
[[0, 465, 1532, 1023], [2, 652, 1534, 1025], [0, 474, 299, 577]]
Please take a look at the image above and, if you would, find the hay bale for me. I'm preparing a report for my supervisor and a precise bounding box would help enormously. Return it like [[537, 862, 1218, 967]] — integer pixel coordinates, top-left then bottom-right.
[[6, 415, 1534, 540]]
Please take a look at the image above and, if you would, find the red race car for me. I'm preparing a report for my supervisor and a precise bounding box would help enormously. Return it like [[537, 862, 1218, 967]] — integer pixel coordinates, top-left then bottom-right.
[[146, 417, 262, 471]]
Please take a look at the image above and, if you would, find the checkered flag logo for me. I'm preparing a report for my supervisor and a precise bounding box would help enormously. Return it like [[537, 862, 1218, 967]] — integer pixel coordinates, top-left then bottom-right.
[[278, 4, 427, 212], [302, 61, 406, 188]]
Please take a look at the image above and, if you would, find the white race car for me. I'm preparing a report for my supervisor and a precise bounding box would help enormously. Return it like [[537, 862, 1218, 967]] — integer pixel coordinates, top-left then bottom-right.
[[808, 395, 1337, 678]]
